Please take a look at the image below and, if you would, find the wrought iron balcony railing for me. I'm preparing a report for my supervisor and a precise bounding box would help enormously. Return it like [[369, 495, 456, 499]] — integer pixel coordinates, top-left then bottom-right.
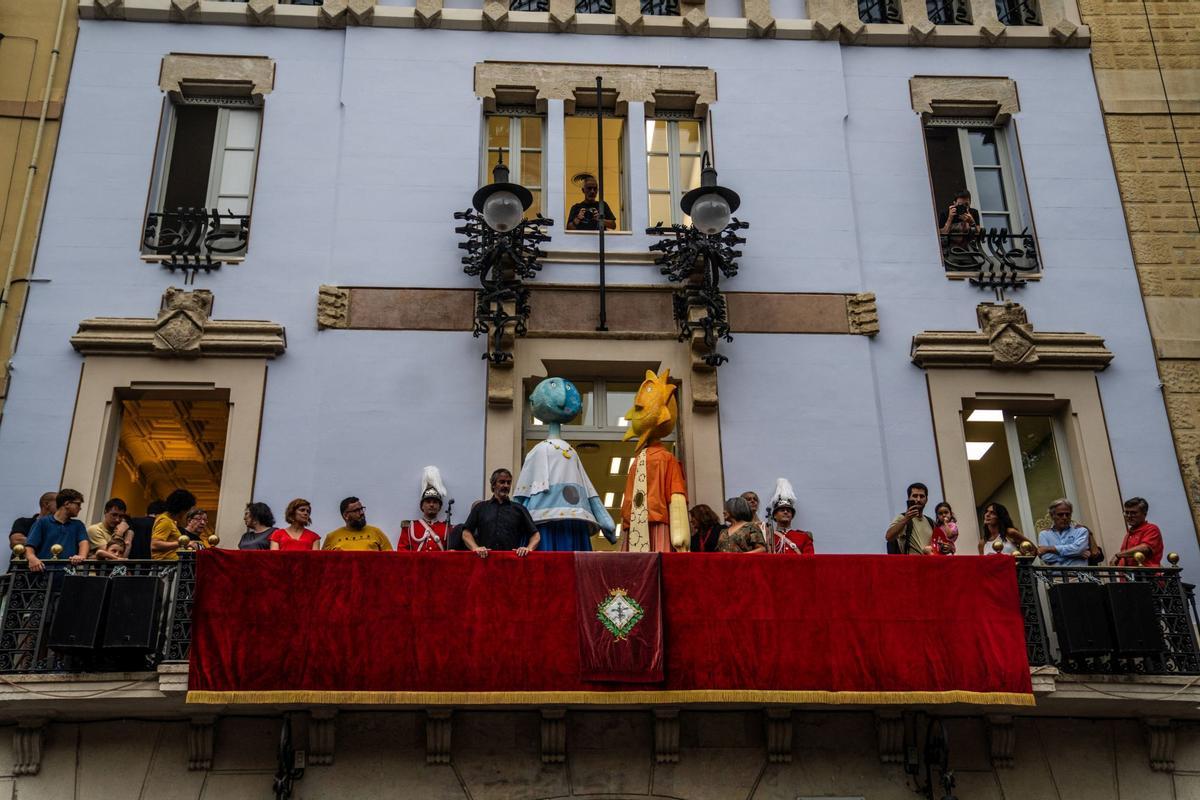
[[926, 0, 970, 24], [940, 228, 1040, 275], [858, 0, 902, 23], [143, 208, 251, 272], [0, 556, 196, 674], [996, 0, 1040, 24], [1017, 560, 1200, 675]]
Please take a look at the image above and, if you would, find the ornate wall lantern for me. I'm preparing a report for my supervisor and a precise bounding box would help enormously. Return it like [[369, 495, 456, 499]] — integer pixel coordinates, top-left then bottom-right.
[[454, 156, 552, 364], [648, 154, 749, 367]]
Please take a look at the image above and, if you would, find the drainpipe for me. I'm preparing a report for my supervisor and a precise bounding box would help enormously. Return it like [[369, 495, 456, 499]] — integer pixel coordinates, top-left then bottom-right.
[[0, 0, 71, 343]]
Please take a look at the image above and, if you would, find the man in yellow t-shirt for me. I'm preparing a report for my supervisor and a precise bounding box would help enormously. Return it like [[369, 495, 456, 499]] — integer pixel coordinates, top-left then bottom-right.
[[323, 496, 392, 552], [152, 489, 202, 561]]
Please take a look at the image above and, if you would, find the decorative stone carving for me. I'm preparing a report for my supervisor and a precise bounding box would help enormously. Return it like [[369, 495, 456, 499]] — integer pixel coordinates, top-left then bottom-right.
[[1051, 18, 1078, 44], [93, 0, 126, 19], [987, 714, 1015, 769], [1146, 718, 1175, 773], [188, 717, 215, 771], [979, 20, 1007, 45], [908, 19, 935, 43], [766, 709, 793, 764], [318, 285, 351, 330], [743, 0, 776, 36], [482, 1, 509, 30], [875, 710, 904, 764], [682, 6, 709, 35], [13, 719, 45, 776], [654, 708, 680, 764], [320, 0, 349, 27], [615, 0, 645, 34], [159, 54, 276, 101], [415, 0, 443, 27], [426, 710, 452, 765], [347, 0, 377, 24], [846, 292, 879, 336], [488, 360, 516, 407], [246, 0, 275, 24], [549, 0, 576, 29], [170, 0, 201, 22], [909, 76, 1019, 124], [475, 63, 717, 119], [540, 709, 567, 764], [155, 287, 213, 356], [71, 288, 287, 359], [309, 710, 336, 766], [910, 302, 1113, 371]]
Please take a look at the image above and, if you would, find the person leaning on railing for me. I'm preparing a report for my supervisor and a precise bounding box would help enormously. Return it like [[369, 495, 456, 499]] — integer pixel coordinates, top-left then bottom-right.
[[24, 489, 90, 572], [1111, 497, 1164, 567], [937, 188, 981, 245], [978, 502, 1030, 556], [151, 489, 202, 561], [1036, 499, 1089, 567], [715, 497, 767, 554]]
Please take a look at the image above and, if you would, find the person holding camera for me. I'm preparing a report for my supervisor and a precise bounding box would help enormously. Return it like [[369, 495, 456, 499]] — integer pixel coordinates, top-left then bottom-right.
[[566, 173, 616, 232], [884, 483, 935, 555], [937, 189, 981, 242]]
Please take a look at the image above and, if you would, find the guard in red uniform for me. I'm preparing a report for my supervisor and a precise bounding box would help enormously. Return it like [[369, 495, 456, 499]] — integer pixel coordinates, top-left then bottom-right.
[[398, 466, 451, 552], [764, 478, 815, 555]]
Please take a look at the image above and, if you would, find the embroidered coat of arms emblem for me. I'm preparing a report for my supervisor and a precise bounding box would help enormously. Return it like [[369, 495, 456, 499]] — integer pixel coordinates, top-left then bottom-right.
[[596, 587, 644, 640]]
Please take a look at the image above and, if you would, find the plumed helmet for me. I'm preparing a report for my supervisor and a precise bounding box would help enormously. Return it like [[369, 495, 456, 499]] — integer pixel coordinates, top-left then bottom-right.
[[419, 465, 448, 505], [768, 478, 797, 514]]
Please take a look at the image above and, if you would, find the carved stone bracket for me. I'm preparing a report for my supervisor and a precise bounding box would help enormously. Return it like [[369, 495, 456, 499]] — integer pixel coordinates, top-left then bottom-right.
[[549, 0, 576, 30], [987, 714, 1015, 769], [347, 0, 377, 24], [654, 708, 680, 764], [540, 709, 567, 764], [911, 302, 1113, 371], [415, 0, 443, 27], [319, 0, 348, 26], [13, 719, 45, 777], [766, 709, 793, 764], [72, 287, 286, 359], [170, 0, 200, 22], [93, 0, 126, 19], [682, 5, 710, 35], [743, 0, 776, 36], [875, 710, 903, 764], [188, 716, 215, 771], [318, 285, 351, 330], [482, 0, 509, 30], [615, 0, 644, 33], [309, 710, 337, 766], [847, 292, 879, 336], [426, 710, 452, 765], [1146, 718, 1175, 773], [246, 0, 275, 24]]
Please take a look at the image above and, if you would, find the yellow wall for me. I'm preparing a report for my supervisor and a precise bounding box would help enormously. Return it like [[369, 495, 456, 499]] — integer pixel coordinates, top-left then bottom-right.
[[1082, 0, 1200, 537], [0, 0, 77, 417]]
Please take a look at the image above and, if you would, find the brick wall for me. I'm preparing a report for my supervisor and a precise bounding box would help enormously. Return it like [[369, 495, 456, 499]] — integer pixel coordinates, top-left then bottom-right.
[[1081, 0, 1200, 536]]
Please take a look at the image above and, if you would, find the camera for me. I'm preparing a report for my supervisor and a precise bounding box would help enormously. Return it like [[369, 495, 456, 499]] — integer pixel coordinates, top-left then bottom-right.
[[954, 202, 968, 215]]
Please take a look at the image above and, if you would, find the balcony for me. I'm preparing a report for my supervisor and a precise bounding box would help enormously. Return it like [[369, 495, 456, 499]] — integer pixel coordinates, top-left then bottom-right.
[[142, 208, 251, 272], [940, 228, 1040, 275]]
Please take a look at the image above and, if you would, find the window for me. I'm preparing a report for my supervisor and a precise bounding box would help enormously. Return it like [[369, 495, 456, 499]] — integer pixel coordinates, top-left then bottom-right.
[[963, 408, 1076, 535], [925, 123, 1024, 233], [646, 118, 704, 227], [522, 377, 676, 551], [484, 113, 545, 219], [996, 0, 1040, 25], [144, 99, 262, 260], [564, 110, 627, 232], [926, 0, 971, 24], [858, 0, 902, 23]]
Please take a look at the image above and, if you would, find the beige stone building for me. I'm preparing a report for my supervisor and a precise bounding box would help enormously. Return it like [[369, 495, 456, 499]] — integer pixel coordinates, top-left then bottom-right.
[[1081, 0, 1200, 533], [0, 0, 77, 418]]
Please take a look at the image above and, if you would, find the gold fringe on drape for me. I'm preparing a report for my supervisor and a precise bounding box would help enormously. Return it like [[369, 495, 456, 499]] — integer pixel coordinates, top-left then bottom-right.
[[188, 689, 1035, 706]]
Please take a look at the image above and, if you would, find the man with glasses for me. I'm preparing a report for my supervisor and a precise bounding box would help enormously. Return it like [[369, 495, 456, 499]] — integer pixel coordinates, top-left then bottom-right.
[[1111, 497, 1163, 567], [323, 497, 393, 552], [25, 489, 90, 572], [1036, 499, 1089, 567]]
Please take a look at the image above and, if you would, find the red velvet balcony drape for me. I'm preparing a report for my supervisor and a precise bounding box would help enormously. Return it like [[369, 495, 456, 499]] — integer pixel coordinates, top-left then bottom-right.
[[187, 551, 1033, 706]]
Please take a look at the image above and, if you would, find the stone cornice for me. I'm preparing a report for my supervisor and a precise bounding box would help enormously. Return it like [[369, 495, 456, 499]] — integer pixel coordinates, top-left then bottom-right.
[[911, 302, 1113, 370], [77, 0, 1090, 47], [71, 288, 287, 359]]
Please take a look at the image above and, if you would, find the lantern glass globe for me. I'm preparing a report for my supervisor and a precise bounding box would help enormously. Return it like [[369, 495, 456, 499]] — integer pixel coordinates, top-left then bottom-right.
[[482, 190, 524, 232], [690, 193, 731, 235]]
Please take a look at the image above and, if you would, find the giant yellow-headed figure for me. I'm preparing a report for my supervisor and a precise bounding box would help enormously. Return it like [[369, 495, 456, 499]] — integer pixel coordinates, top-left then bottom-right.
[[620, 369, 690, 552]]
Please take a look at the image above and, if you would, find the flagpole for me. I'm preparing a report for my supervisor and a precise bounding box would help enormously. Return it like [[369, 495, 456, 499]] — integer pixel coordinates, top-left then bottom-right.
[[595, 76, 609, 332]]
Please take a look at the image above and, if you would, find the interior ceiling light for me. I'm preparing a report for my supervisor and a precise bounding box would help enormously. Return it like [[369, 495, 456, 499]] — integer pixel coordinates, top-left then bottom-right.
[[965, 442, 994, 460], [967, 409, 1005, 423]]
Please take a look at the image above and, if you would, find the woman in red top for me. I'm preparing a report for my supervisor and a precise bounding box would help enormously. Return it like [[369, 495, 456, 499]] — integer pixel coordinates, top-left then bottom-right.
[[269, 498, 321, 551]]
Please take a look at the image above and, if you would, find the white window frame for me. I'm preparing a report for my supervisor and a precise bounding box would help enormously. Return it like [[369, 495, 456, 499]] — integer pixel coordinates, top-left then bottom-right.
[[151, 98, 262, 217], [563, 107, 630, 232], [646, 117, 706, 227], [482, 111, 546, 216], [967, 409, 1077, 535], [523, 377, 676, 444]]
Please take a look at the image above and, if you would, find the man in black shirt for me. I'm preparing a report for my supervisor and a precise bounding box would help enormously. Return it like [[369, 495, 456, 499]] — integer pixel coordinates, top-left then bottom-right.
[[462, 469, 540, 558], [10, 492, 58, 549], [937, 188, 981, 240], [566, 174, 616, 232]]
